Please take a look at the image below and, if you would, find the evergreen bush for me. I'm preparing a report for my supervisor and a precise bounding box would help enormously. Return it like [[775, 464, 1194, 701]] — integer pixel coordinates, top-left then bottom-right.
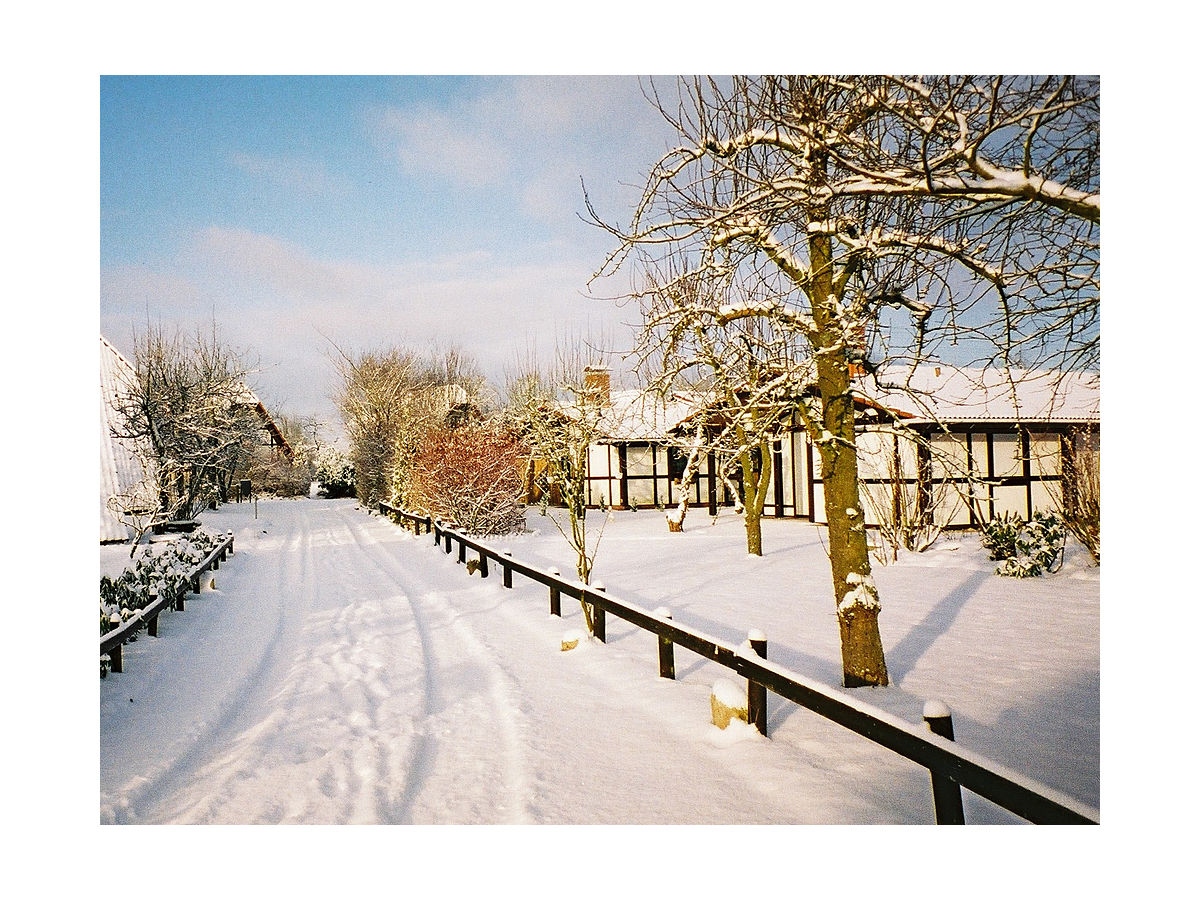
[[982, 511, 1066, 578]]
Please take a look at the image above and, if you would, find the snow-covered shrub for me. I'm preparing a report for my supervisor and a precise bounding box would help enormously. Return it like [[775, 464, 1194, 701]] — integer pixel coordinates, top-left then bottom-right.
[[315, 449, 356, 498], [983, 511, 1066, 578], [99, 530, 223, 640], [407, 423, 527, 536], [980, 512, 1024, 561]]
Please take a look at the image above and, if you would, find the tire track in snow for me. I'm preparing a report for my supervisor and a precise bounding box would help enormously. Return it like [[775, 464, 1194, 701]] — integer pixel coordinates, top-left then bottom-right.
[[336, 508, 533, 824], [108, 502, 433, 824]]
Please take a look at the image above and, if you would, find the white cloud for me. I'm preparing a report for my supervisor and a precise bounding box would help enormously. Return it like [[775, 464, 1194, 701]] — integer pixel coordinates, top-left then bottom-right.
[[369, 76, 674, 221], [102, 225, 635, 432], [229, 152, 347, 195], [374, 103, 513, 187]]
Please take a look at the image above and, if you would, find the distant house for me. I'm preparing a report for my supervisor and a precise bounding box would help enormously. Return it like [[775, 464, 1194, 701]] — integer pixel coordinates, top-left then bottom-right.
[[232, 384, 295, 462], [571, 364, 1099, 528]]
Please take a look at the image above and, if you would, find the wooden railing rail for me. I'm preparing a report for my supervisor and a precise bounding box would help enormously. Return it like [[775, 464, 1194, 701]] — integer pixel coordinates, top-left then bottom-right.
[[100, 531, 235, 675], [376, 504, 1099, 825]]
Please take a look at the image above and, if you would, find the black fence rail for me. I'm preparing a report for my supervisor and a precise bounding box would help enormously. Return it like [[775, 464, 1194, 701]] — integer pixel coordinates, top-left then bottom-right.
[[376, 502, 1098, 825], [100, 531, 235, 675]]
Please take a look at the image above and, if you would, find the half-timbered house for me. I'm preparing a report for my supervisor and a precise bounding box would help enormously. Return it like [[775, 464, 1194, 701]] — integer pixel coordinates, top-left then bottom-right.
[[575, 365, 1099, 529]]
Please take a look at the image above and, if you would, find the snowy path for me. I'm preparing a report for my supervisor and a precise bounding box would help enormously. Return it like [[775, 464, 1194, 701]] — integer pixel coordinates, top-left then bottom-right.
[[101, 500, 534, 824], [101, 500, 882, 824], [101, 498, 1097, 824]]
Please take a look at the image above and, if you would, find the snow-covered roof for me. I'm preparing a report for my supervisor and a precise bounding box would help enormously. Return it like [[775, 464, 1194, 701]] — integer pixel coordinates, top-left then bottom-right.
[[590, 389, 706, 442], [100, 335, 150, 542], [857, 365, 1100, 424]]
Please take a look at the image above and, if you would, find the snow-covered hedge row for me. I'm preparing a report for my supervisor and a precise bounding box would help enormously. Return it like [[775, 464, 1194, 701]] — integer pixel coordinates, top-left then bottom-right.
[[100, 531, 224, 641], [980, 511, 1066, 578]]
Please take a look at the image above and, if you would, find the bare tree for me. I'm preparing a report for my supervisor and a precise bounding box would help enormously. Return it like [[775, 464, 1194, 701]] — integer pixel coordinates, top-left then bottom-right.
[[333, 344, 486, 507], [591, 76, 1099, 688], [636, 267, 798, 554], [106, 474, 163, 558], [110, 324, 262, 522], [1054, 426, 1100, 562], [504, 340, 615, 634]]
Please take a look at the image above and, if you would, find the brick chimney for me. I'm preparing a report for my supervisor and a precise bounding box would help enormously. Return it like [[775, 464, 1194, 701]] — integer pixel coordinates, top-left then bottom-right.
[[583, 366, 611, 406]]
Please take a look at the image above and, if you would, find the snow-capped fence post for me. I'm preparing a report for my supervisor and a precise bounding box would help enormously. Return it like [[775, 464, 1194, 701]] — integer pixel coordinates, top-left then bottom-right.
[[747, 630, 768, 736], [923, 700, 965, 825], [457, 539, 466, 565], [592, 584, 606, 643], [549, 568, 561, 616], [226, 531, 234, 554], [502, 550, 513, 588], [655, 608, 675, 679]]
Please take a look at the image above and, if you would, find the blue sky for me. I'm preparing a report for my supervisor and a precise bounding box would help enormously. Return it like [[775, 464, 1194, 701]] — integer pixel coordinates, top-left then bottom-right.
[[100, 75, 682, 436]]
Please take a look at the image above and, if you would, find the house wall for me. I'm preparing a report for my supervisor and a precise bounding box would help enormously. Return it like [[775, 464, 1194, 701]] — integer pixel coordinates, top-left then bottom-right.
[[786, 424, 1077, 528], [585, 442, 734, 512], [580, 423, 1089, 529]]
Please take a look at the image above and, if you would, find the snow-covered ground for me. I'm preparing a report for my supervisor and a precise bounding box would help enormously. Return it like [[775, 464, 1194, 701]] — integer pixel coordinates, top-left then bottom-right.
[[100, 497, 1097, 827]]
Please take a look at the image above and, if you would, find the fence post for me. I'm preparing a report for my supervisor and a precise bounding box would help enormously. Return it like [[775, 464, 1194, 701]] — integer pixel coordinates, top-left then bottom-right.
[[502, 550, 513, 588], [549, 568, 561, 616], [227, 531, 234, 555], [147, 590, 159, 637], [592, 584, 606, 643], [923, 700, 966, 825], [479, 550, 489, 578], [458, 539, 466, 564], [747, 629, 768, 736], [110, 641, 123, 674], [175, 584, 186, 611], [655, 607, 675, 679]]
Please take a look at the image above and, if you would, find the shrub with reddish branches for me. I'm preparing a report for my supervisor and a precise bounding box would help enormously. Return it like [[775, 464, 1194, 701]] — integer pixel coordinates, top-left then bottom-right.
[[407, 424, 527, 535]]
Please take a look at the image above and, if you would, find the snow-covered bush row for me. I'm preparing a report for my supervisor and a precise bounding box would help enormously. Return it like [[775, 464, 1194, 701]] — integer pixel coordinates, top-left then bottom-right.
[[100, 531, 224, 643], [980, 511, 1066, 578]]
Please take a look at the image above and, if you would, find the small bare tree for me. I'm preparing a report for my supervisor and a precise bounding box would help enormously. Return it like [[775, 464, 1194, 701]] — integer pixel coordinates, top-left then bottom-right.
[[635, 267, 800, 555], [1056, 426, 1099, 562], [505, 341, 615, 634], [857, 428, 955, 564], [106, 474, 163, 558]]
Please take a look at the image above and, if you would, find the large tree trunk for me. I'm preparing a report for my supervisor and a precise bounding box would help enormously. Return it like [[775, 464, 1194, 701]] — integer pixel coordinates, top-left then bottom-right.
[[809, 220, 889, 688]]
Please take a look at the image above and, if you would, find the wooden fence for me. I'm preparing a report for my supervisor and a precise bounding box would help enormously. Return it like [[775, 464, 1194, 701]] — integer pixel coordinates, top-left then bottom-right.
[[377, 502, 1098, 825], [100, 531, 235, 676]]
